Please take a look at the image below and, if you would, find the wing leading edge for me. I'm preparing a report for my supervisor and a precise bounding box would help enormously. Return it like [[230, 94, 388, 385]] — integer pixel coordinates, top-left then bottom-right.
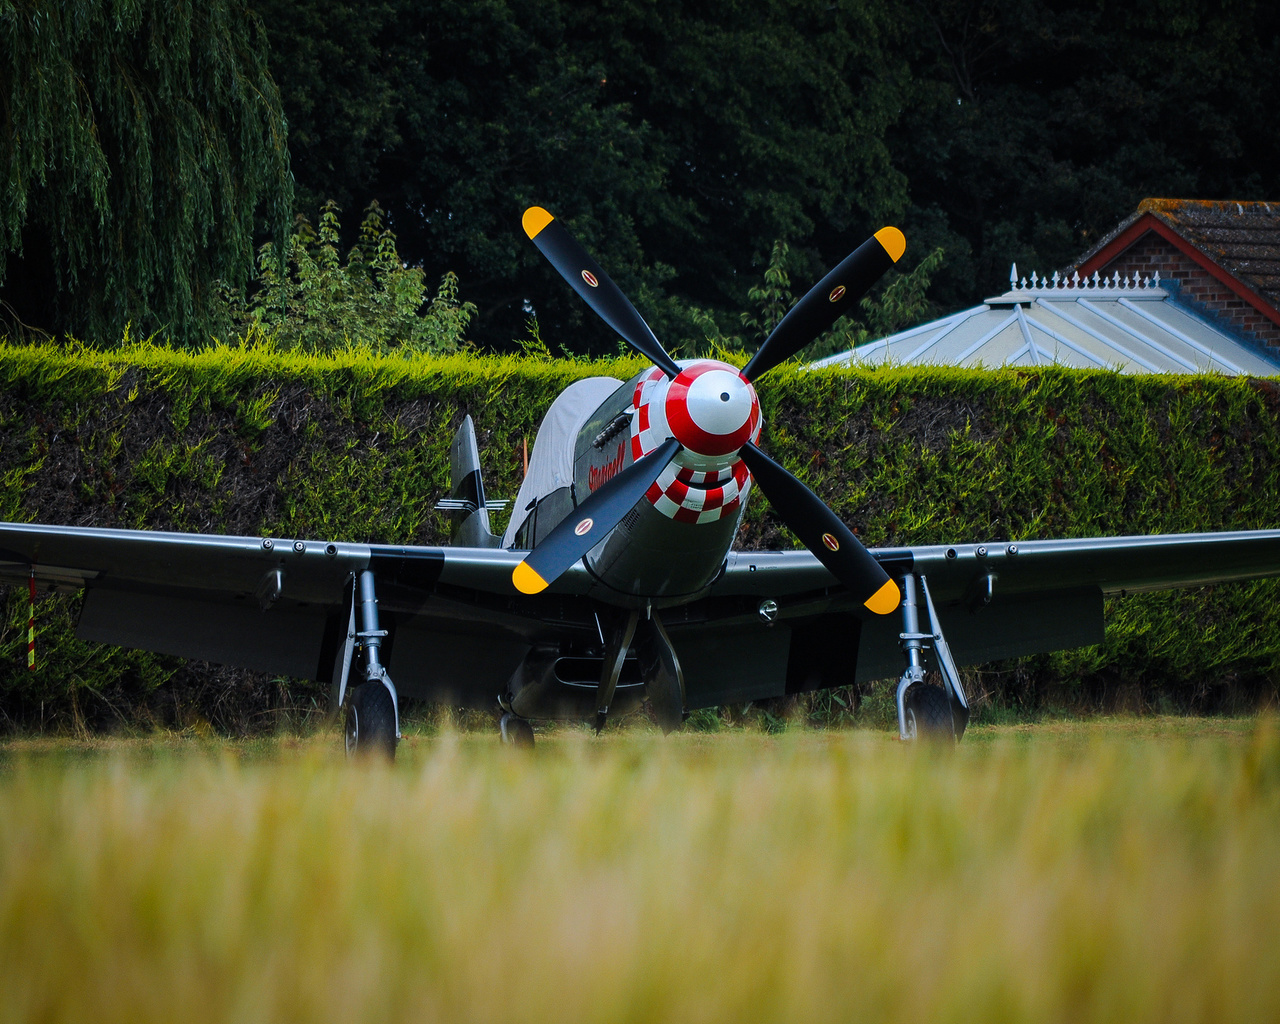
[[711, 530, 1280, 602], [0, 522, 594, 600]]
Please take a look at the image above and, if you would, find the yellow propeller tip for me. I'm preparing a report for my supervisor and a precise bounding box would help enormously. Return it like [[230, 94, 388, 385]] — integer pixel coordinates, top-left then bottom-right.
[[522, 206, 554, 240], [874, 226, 906, 263], [512, 560, 549, 595], [863, 577, 900, 616]]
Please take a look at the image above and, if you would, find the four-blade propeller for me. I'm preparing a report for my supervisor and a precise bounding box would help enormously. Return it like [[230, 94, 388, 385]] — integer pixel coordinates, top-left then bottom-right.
[[514, 206, 906, 614]]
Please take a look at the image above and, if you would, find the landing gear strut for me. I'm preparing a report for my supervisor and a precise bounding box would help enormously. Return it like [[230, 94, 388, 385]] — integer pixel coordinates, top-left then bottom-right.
[[636, 609, 685, 734], [595, 609, 639, 734], [894, 574, 969, 743], [340, 570, 401, 760]]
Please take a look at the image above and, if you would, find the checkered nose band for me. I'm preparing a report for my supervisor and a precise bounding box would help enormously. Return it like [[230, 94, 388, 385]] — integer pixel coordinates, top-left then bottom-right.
[[644, 457, 752, 525], [631, 362, 760, 522]]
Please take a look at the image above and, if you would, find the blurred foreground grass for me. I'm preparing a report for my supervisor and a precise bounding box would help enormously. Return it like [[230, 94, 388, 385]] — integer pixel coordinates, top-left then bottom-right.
[[2, 719, 1279, 1023]]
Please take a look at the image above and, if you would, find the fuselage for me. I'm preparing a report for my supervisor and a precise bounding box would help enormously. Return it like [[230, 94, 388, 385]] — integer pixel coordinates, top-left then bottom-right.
[[536, 359, 762, 607]]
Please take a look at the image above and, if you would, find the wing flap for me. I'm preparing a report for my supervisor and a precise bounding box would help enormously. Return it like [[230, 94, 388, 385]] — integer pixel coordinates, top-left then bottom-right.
[[853, 587, 1104, 682], [78, 586, 334, 679]]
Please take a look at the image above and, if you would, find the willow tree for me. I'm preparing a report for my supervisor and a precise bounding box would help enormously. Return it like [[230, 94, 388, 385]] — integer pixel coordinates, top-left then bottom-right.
[[0, 0, 291, 344]]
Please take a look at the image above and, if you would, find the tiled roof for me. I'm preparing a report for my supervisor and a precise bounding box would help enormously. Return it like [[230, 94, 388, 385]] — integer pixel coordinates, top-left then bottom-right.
[[1079, 198, 1280, 309]]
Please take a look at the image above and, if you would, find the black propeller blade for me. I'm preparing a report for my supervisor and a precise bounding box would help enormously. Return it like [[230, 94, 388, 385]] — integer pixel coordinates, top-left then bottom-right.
[[743, 227, 905, 382], [523, 207, 683, 379], [512, 438, 682, 595], [518, 207, 906, 613], [738, 441, 900, 615]]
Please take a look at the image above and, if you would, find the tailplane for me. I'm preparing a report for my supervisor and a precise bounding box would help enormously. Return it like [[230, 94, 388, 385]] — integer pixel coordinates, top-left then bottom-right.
[[438, 416, 504, 548]]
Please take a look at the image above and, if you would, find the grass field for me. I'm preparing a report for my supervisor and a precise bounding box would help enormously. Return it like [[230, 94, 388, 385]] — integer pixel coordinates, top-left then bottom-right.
[[2, 718, 1278, 1023]]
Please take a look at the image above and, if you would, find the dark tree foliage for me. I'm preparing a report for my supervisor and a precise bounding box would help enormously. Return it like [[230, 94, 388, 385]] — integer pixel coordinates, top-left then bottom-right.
[[254, 0, 649, 348], [251, 0, 402, 221], [0, 0, 292, 344], [257, 0, 1280, 351], [255, 0, 910, 352], [562, 0, 911, 341], [892, 0, 1280, 310], [17, 0, 1269, 349]]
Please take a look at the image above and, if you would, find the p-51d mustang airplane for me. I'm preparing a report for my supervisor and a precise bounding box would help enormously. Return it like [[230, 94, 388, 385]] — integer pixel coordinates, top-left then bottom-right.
[[3, 207, 1279, 756]]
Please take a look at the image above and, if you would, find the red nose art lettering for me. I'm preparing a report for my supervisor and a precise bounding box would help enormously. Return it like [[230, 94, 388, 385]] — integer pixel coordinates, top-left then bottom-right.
[[822, 532, 840, 552], [581, 270, 599, 287], [588, 441, 626, 492], [574, 518, 594, 536]]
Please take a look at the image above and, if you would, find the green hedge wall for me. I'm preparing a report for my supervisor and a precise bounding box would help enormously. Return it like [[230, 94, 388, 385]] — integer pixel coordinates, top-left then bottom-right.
[[1, 340, 1278, 731]]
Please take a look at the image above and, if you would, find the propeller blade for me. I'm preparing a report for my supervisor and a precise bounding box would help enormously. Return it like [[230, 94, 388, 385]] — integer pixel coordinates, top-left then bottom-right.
[[743, 227, 906, 382], [738, 441, 899, 615], [523, 207, 682, 379], [512, 437, 682, 595]]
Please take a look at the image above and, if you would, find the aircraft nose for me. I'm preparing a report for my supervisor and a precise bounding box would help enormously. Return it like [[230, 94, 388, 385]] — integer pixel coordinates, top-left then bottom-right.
[[664, 361, 760, 457], [686, 369, 753, 435]]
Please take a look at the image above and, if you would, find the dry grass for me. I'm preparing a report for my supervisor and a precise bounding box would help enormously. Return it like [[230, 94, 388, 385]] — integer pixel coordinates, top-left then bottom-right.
[[2, 719, 1278, 1023]]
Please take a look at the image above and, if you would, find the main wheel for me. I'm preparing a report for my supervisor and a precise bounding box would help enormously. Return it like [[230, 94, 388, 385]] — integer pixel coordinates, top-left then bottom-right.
[[345, 681, 398, 760], [904, 684, 955, 744], [499, 712, 535, 748]]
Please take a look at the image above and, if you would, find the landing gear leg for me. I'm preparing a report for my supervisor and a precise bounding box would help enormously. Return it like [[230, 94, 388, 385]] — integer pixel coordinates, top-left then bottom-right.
[[595, 608, 640, 733], [344, 569, 400, 760], [894, 574, 969, 744], [636, 610, 685, 735]]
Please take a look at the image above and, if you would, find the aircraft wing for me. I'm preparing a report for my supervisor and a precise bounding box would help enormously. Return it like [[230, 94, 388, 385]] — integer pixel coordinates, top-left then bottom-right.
[[4, 521, 1278, 708], [0, 522, 588, 686], [705, 530, 1280, 687]]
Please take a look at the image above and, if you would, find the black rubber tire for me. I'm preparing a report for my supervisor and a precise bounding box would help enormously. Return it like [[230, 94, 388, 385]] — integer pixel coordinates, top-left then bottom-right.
[[904, 684, 955, 744], [499, 712, 535, 748], [345, 682, 398, 760]]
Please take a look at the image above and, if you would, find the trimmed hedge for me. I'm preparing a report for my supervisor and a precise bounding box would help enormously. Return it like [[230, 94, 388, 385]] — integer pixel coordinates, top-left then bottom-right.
[[1, 339, 1278, 731]]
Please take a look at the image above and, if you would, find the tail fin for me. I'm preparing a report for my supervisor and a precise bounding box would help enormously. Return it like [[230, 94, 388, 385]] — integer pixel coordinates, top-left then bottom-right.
[[440, 416, 503, 548]]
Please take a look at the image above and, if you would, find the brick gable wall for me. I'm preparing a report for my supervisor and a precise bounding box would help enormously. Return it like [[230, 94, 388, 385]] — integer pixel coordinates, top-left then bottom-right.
[[1096, 233, 1280, 355]]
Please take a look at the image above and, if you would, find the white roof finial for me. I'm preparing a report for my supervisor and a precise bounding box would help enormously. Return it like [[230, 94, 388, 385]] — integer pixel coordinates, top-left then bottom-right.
[[1010, 262, 1019, 287]]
